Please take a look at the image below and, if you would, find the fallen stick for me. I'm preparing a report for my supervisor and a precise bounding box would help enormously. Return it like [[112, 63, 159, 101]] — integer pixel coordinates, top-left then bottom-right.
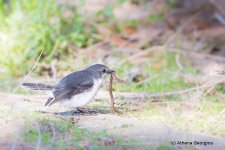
[[109, 73, 119, 113], [108, 72, 127, 113]]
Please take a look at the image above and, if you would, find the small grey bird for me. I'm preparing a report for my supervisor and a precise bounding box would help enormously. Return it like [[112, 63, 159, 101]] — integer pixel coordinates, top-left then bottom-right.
[[23, 64, 114, 109]]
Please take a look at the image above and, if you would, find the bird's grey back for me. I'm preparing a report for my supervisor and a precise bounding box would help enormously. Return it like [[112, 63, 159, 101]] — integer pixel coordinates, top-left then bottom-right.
[[47, 70, 94, 105]]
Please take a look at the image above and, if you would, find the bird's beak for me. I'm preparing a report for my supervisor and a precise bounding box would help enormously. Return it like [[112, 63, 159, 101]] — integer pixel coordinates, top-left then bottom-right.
[[107, 70, 115, 74]]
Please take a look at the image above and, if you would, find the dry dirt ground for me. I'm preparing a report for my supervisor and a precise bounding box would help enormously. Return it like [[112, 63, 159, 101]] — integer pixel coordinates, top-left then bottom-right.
[[0, 92, 225, 150]]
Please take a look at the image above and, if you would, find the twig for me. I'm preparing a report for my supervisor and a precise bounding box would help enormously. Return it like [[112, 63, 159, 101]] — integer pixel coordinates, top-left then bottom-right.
[[35, 120, 42, 150], [176, 54, 183, 71], [108, 72, 128, 113], [11, 50, 43, 95], [214, 12, 225, 26], [11, 127, 20, 150], [50, 123, 56, 146], [109, 73, 119, 113], [112, 73, 127, 85]]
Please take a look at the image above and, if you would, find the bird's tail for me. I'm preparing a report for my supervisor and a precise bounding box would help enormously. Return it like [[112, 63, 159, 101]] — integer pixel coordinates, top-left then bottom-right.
[[45, 97, 54, 106], [22, 83, 55, 90]]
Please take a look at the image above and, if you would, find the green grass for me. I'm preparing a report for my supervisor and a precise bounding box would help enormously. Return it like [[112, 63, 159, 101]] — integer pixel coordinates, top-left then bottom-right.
[[0, 0, 139, 78], [148, 14, 164, 23], [20, 114, 137, 149], [114, 51, 196, 93], [22, 129, 51, 145], [0, 0, 100, 77]]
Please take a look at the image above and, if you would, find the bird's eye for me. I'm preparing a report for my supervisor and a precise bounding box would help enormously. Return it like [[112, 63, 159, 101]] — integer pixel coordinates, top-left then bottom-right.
[[102, 69, 106, 73]]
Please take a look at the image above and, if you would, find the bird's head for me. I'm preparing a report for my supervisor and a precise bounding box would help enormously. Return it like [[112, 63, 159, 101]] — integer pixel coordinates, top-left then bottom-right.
[[87, 64, 115, 79]]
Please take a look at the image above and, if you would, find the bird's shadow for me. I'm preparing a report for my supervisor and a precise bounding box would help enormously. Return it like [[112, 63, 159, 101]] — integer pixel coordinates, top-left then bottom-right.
[[39, 108, 111, 117]]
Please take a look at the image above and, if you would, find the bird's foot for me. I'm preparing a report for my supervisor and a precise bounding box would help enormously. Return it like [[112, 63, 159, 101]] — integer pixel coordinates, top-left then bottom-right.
[[71, 108, 108, 115], [76, 108, 88, 113], [76, 108, 104, 115]]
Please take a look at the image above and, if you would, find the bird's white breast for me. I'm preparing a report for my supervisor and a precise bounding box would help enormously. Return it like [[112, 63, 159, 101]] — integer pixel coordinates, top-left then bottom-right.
[[62, 79, 103, 108]]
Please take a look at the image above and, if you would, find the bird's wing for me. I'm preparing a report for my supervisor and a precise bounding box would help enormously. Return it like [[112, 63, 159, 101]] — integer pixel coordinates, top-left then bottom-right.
[[45, 71, 94, 106]]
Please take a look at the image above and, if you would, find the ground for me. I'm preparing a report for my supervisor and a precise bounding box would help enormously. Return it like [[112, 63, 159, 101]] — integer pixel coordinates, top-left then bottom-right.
[[0, 90, 225, 150]]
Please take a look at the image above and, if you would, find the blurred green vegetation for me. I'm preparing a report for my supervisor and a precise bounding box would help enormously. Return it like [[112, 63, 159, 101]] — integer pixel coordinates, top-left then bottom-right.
[[114, 52, 197, 92], [0, 0, 100, 77], [0, 0, 164, 78]]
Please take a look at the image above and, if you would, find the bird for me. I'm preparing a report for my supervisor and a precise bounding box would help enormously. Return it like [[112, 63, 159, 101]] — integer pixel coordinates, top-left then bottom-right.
[[22, 64, 115, 111]]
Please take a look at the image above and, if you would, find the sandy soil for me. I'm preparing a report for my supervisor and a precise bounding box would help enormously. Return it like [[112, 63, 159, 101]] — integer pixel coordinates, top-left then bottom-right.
[[0, 92, 225, 150]]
